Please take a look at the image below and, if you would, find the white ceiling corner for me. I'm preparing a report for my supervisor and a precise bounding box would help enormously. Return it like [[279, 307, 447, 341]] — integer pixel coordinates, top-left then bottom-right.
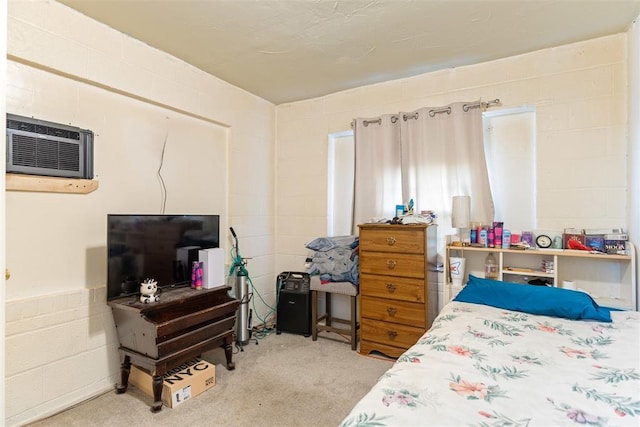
[[57, 0, 640, 105]]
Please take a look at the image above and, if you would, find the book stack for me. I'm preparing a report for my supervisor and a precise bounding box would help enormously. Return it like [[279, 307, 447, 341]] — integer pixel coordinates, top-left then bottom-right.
[[584, 228, 628, 255], [604, 233, 628, 255]]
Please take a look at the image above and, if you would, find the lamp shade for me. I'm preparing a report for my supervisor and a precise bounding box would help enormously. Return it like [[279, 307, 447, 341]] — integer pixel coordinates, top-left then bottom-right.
[[451, 195, 471, 228]]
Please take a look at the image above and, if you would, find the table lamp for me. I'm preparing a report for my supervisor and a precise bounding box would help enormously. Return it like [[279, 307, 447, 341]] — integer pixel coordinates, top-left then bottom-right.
[[451, 195, 471, 246]]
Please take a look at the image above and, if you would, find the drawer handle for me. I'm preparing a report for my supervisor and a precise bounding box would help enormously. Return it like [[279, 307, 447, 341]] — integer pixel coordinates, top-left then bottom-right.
[[386, 283, 396, 293], [386, 260, 397, 269], [387, 307, 397, 316], [387, 330, 398, 339], [386, 236, 396, 246]]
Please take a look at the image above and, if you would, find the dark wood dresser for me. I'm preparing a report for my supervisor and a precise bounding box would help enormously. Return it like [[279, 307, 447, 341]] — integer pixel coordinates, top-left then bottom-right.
[[109, 286, 239, 412], [358, 223, 437, 358]]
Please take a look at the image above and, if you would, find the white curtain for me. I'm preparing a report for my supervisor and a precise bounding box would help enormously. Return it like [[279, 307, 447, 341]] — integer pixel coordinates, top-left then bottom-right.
[[401, 102, 495, 238], [353, 101, 495, 240], [352, 114, 402, 232]]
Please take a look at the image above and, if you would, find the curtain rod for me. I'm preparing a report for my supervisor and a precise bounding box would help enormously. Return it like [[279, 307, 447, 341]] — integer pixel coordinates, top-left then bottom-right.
[[465, 98, 501, 111], [428, 99, 501, 117], [351, 99, 501, 127]]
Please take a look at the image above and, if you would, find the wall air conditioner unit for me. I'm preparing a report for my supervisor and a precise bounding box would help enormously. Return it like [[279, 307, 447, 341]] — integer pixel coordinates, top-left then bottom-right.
[[6, 113, 94, 179]]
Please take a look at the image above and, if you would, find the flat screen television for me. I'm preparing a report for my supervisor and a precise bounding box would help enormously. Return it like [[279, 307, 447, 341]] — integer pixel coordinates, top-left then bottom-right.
[[106, 214, 220, 301]]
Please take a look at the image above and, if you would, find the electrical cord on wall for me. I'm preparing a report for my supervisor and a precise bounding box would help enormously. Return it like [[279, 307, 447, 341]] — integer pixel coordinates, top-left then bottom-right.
[[157, 123, 169, 214]]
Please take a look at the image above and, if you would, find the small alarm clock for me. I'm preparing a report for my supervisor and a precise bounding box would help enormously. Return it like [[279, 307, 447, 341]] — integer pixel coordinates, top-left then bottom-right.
[[536, 234, 552, 249]]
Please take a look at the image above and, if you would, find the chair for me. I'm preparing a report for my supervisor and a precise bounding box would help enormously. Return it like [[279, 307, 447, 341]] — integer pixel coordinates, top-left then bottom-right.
[[310, 275, 359, 350]]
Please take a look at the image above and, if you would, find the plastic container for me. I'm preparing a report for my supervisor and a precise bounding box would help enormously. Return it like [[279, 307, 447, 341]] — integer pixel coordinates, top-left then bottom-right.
[[502, 230, 511, 249], [487, 228, 495, 248], [479, 229, 488, 247], [494, 222, 503, 249]]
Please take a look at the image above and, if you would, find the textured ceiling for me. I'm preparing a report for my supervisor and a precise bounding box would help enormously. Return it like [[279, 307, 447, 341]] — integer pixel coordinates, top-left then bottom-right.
[[58, 0, 640, 105]]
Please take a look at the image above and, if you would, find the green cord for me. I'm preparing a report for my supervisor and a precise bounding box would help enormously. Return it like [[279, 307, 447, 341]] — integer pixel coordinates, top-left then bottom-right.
[[228, 245, 277, 337], [248, 274, 278, 339], [228, 245, 248, 277]]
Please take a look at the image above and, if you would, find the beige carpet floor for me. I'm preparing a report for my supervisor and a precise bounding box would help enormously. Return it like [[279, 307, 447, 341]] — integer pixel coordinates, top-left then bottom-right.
[[27, 331, 393, 427]]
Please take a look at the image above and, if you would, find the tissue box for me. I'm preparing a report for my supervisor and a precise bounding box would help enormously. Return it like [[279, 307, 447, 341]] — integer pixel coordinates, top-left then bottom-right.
[[129, 358, 216, 408]]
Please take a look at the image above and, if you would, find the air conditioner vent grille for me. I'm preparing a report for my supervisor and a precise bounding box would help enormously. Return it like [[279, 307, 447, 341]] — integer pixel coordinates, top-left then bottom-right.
[[11, 135, 81, 172], [7, 118, 80, 140], [58, 141, 81, 171]]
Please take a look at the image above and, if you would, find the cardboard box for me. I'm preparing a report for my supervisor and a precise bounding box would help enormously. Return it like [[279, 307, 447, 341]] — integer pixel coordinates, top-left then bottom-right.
[[563, 232, 585, 249], [129, 358, 216, 408], [585, 235, 605, 252], [198, 247, 225, 289], [604, 239, 627, 255]]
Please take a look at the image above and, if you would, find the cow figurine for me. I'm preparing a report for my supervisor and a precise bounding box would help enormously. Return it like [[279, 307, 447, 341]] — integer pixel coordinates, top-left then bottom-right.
[[140, 279, 160, 303]]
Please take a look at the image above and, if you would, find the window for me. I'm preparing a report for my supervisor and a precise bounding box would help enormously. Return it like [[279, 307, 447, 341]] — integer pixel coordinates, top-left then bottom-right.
[[482, 107, 537, 231], [327, 107, 537, 236], [327, 131, 354, 236]]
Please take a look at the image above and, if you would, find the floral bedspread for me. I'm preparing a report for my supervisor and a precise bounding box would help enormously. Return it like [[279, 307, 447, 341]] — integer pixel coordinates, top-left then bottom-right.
[[341, 301, 640, 426]]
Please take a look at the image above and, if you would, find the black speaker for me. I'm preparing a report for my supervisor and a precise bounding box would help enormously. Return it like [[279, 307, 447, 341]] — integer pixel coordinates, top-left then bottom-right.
[[276, 272, 311, 336]]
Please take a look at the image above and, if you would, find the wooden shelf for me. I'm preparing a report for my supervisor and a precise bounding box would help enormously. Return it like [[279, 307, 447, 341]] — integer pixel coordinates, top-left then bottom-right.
[[447, 245, 631, 260], [503, 267, 555, 278], [6, 173, 98, 194], [446, 243, 637, 310]]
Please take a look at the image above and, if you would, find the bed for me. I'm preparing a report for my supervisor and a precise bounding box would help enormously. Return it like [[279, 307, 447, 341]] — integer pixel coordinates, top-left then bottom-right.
[[340, 276, 640, 426]]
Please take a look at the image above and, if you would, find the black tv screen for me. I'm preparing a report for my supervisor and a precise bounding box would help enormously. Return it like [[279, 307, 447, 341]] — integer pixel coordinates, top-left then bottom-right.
[[106, 214, 220, 301]]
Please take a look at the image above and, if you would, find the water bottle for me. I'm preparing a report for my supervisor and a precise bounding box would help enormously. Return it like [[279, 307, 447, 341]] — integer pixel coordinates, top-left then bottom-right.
[[484, 253, 498, 279]]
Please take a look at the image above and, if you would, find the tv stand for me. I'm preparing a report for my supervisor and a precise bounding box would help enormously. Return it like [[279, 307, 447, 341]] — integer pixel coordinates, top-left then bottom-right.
[[109, 286, 239, 412]]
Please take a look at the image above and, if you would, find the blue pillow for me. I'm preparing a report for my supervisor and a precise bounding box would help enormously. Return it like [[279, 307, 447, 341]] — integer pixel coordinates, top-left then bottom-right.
[[453, 275, 612, 322]]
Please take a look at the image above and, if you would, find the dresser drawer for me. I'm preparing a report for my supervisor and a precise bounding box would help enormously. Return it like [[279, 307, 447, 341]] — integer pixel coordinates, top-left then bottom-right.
[[359, 227, 425, 254], [361, 295, 426, 328], [360, 252, 425, 278], [361, 318, 424, 349], [360, 273, 425, 303]]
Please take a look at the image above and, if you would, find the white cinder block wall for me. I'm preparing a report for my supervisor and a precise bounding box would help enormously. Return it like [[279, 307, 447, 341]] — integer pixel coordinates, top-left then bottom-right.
[[275, 33, 631, 316], [5, 1, 275, 425], [4, 1, 637, 426], [5, 287, 117, 421]]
